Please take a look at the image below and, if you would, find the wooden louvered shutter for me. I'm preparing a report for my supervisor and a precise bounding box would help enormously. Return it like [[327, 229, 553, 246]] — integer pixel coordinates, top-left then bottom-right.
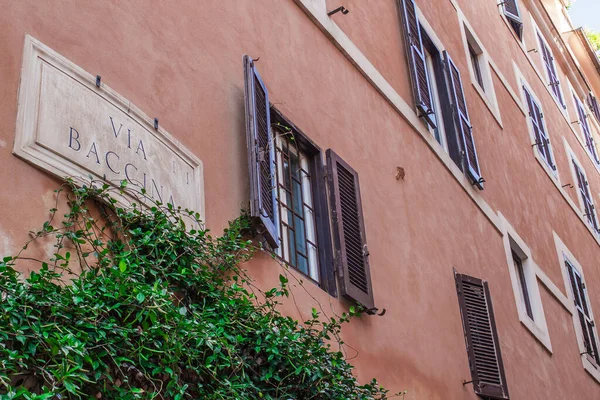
[[566, 261, 600, 365], [588, 93, 600, 124], [326, 149, 374, 309], [575, 95, 600, 164], [444, 52, 483, 189], [398, 0, 436, 128], [573, 160, 599, 231], [538, 34, 565, 108], [503, 0, 523, 40], [523, 87, 555, 169], [455, 273, 509, 400], [243, 55, 279, 248]]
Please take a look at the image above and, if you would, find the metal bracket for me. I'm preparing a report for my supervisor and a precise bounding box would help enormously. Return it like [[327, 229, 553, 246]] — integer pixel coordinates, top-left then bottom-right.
[[327, 6, 349, 16], [95, 75, 101, 88], [153, 118, 159, 130], [462, 380, 473, 386], [527, 48, 538, 53], [561, 183, 574, 189]]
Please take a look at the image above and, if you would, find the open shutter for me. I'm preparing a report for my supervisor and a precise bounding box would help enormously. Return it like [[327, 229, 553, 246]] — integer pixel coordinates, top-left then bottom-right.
[[326, 149, 374, 309], [398, 0, 436, 127], [523, 87, 555, 169], [588, 93, 600, 124], [566, 261, 600, 365], [455, 273, 509, 400], [573, 160, 599, 231], [444, 51, 483, 189], [243, 55, 279, 248], [538, 34, 565, 108], [503, 0, 523, 40], [575, 95, 600, 164]]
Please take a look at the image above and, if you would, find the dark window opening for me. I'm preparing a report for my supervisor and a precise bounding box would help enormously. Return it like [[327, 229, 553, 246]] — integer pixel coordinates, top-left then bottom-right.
[[512, 251, 533, 320], [469, 43, 484, 91]]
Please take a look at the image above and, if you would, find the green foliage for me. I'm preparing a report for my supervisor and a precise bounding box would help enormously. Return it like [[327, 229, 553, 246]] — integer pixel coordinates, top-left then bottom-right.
[[0, 180, 395, 399], [585, 28, 600, 53]]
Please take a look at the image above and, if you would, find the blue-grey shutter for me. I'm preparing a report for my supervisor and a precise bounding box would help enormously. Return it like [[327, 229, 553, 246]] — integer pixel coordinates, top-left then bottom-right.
[[523, 87, 555, 169], [455, 273, 509, 399], [538, 33, 565, 108], [243, 55, 279, 248], [444, 51, 484, 189], [575, 94, 600, 164], [398, 0, 436, 128], [573, 160, 599, 232], [588, 92, 600, 124]]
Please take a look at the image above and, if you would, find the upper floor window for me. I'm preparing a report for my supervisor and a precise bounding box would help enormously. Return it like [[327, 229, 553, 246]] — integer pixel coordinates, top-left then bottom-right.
[[565, 259, 600, 366], [571, 158, 599, 233], [421, 28, 447, 148], [588, 92, 600, 124], [537, 31, 566, 109], [523, 85, 556, 171], [574, 92, 600, 165], [512, 251, 533, 320], [468, 42, 484, 91], [502, 0, 523, 40]]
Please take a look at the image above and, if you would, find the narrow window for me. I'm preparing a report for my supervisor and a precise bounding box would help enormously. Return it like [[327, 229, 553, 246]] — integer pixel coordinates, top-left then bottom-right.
[[273, 127, 320, 282], [503, 0, 523, 40], [572, 159, 599, 232], [574, 93, 600, 164], [588, 92, 600, 124], [538, 32, 566, 108], [468, 42, 484, 91], [523, 86, 556, 170], [512, 251, 533, 320], [566, 260, 600, 365]]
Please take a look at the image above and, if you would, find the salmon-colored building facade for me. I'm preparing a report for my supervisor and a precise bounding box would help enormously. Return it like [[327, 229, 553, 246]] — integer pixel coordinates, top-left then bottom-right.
[[2, 0, 600, 398]]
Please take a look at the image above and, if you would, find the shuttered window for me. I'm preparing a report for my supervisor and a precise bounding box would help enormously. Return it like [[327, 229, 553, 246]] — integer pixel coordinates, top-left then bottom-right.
[[243, 55, 279, 248], [566, 260, 600, 365], [455, 273, 509, 400], [572, 159, 599, 232], [444, 51, 484, 189], [574, 94, 600, 164], [523, 86, 556, 170], [538, 33, 565, 108], [326, 149, 374, 310], [588, 93, 600, 124], [503, 0, 523, 40], [398, 0, 436, 128]]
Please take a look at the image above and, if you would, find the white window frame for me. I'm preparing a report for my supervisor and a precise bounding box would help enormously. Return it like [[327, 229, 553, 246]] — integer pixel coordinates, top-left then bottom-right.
[[567, 148, 600, 234], [572, 88, 600, 168], [554, 233, 600, 381], [498, 213, 552, 352]]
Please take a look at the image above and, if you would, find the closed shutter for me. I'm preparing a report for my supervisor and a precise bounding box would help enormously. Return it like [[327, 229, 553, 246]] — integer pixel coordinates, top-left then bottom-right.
[[243, 55, 279, 248], [503, 0, 523, 40], [566, 261, 600, 365], [575, 95, 600, 164], [588, 93, 600, 124], [523, 87, 556, 169], [326, 149, 374, 309], [572, 160, 599, 232], [444, 51, 484, 189], [538, 33, 565, 108], [398, 0, 436, 128], [455, 273, 509, 400]]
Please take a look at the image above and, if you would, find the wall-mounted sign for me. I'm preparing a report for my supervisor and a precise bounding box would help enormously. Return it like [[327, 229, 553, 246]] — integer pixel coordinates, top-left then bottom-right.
[[14, 35, 205, 219]]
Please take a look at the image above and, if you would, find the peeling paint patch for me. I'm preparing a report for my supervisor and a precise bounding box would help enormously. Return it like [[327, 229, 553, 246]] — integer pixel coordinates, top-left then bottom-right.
[[0, 139, 7, 148], [0, 230, 15, 257]]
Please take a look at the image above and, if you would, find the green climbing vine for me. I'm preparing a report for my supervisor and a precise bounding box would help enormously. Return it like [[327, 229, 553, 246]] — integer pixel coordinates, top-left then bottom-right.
[[0, 179, 398, 399]]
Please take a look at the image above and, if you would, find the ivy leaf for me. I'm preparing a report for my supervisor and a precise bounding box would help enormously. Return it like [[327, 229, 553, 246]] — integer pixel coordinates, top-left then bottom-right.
[[119, 259, 127, 272], [136, 292, 145, 303]]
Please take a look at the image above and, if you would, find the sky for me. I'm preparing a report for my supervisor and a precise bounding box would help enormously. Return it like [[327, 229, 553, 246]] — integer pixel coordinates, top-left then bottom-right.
[[568, 0, 600, 31]]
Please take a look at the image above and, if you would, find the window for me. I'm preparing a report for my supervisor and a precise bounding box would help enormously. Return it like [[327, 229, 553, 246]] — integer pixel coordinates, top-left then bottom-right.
[[468, 42, 484, 90], [588, 92, 600, 124], [243, 55, 377, 309], [455, 272, 510, 399], [574, 93, 600, 165], [565, 259, 600, 366], [272, 125, 320, 282], [502, 0, 523, 40], [398, 0, 483, 189], [512, 251, 533, 320], [571, 158, 599, 233], [522, 85, 556, 170], [537, 31, 566, 109]]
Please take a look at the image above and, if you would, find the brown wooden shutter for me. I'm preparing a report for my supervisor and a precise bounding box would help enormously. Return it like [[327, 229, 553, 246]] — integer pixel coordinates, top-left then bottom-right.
[[443, 51, 483, 189], [398, 0, 436, 128], [326, 149, 374, 309], [538, 34, 566, 108], [243, 55, 279, 248], [455, 273, 509, 400], [523, 87, 556, 169], [503, 0, 523, 40]]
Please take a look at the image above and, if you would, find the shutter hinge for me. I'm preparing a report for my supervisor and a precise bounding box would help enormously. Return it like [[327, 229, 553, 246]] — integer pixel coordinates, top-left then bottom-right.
[[362, 244, 370, 258], [258, 148, 266, 162]]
